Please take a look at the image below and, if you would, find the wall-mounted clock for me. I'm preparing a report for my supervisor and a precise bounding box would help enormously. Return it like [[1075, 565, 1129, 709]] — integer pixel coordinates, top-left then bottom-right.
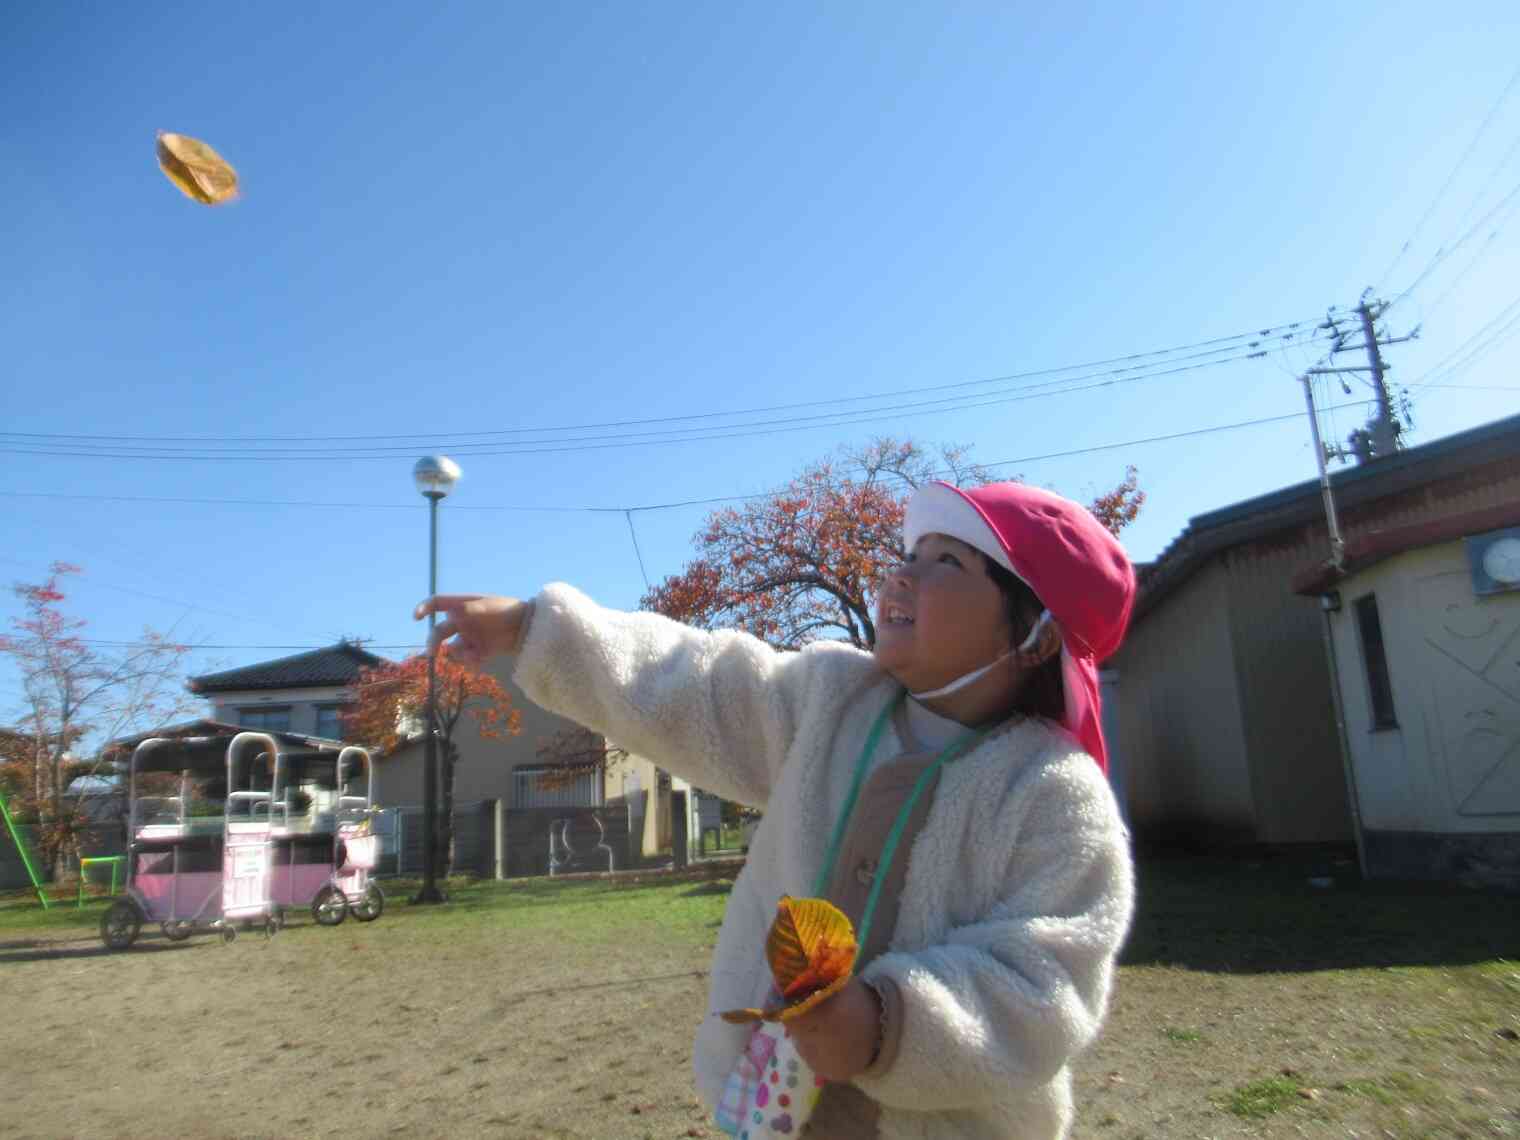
[[1467, 527, 1520, 596]]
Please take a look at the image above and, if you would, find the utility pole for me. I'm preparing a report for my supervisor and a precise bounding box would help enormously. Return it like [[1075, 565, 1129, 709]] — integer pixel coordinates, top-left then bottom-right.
[[1300, 372, 1347, 569], [1308, 294, 1418, 465], [1298, 292, 1419, 566], [1357, 298, 1398, 457]]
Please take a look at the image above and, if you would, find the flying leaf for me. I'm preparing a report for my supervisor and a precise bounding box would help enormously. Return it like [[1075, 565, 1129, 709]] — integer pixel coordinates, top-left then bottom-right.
[[720, 896, 858, 1024], [156, 131, 239, 205]]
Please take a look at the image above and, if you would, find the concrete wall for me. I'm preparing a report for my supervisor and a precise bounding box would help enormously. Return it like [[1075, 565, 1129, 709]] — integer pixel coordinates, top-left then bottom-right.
[[1110, 559, 1256, 842]]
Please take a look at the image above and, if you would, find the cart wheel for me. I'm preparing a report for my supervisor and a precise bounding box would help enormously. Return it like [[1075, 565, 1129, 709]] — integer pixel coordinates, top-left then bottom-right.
[[100, 899, 142, 951], [161, 920, 194, 942], [312, 885, 347, 926], [351, 883, 385, 923], [221, 923, 237, 944]]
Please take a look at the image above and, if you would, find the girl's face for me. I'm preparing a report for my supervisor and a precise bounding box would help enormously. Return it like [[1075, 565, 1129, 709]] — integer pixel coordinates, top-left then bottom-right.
[[872, 533, 1016, 695]]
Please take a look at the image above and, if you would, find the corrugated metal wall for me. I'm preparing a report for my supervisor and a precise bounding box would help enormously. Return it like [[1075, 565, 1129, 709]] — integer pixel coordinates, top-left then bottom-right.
[[1110, 561, 1256, 841], [1222, 537, 1351, 844]]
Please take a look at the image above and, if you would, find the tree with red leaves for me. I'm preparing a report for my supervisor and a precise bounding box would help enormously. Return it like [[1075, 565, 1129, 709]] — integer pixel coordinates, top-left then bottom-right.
[[642, 439, 1143, 650], [343, 649, 521, 876], [0, 564, 194, 875]]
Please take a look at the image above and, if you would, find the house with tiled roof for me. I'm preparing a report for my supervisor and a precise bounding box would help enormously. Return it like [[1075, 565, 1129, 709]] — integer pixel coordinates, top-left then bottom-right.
[[188, 642, 386, 740], [182, 644, 694, 875]]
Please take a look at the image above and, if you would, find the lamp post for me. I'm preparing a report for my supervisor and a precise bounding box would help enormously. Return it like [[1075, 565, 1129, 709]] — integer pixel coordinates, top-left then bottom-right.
[[412, 455, 461, 904]]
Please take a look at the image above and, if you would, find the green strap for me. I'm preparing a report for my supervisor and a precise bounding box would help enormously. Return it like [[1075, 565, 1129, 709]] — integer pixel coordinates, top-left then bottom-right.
[[812, 690, 994, 951], [857, 723, 992, 948], [811, 692, 901, 898]]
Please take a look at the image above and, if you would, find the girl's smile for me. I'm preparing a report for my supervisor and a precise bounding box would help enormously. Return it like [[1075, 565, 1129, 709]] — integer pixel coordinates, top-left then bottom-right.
[[873, 533, 1015, 702]]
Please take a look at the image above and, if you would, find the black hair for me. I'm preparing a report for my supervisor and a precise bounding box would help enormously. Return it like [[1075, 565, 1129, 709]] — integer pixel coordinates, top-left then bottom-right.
[[983, 556, 1066, 723]]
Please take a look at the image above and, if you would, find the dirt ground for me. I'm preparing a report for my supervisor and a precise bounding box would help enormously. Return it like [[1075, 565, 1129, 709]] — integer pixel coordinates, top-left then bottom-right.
[[2, 860, 1518, 1139], [1, 884, 723, 1140]]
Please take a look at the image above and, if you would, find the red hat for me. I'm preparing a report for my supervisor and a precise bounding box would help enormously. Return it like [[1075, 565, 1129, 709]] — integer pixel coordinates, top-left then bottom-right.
[[903, 481, 1137, 769]]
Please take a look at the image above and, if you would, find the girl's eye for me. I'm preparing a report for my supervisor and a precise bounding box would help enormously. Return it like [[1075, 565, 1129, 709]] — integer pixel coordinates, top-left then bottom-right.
[[938, 552, 962, 567], [903, 553, 917, 564]]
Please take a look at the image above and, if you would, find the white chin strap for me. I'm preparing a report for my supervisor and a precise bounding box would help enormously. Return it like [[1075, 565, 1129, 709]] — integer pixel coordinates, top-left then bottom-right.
[[910, 611, 1052, 701]]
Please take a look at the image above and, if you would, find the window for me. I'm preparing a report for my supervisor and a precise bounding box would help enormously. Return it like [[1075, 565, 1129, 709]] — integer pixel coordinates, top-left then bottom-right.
[[314, 704, 345, 740], [239, 706, 291, 732], [512, 766, 604, 810], [1354, 594, 1398, 730]]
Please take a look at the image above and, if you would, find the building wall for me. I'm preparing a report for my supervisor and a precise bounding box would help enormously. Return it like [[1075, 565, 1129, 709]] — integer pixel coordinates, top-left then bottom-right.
[[1222, 540, 1353, 844], [1327, 542, 1520, 840], [372, 666, 595, 808], [1115, 450, 1520, 848], [206, 685, 350, 738], [1109, 559, 1256, 841]]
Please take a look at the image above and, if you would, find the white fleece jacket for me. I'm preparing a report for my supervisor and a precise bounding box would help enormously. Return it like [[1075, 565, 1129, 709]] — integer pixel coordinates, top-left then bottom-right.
[[512, 583, 1134, 1140]]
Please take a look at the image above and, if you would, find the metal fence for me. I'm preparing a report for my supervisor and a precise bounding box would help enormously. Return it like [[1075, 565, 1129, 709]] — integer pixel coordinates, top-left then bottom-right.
[[511, 767, 603, 810], [1, 822, 127, 890]]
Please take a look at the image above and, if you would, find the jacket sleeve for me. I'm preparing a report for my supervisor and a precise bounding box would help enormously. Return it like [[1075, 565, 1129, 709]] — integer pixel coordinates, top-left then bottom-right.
[[510, 581, 819, 808], [853, 761, 1134, 1110]]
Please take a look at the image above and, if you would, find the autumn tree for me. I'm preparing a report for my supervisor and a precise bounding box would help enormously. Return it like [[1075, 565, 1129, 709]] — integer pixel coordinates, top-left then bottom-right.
[[0, 564, 195, 875], [343, 648, 521, 876], [642, 438, 1143, 650]]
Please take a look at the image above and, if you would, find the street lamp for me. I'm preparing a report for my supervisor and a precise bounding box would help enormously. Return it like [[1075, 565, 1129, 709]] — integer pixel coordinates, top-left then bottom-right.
[[412, 455, 461, 904]]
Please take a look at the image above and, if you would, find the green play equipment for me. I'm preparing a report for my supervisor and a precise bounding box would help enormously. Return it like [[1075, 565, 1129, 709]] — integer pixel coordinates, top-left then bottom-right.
[[0, 789, 51, 909], [77, 855, 125, 907]]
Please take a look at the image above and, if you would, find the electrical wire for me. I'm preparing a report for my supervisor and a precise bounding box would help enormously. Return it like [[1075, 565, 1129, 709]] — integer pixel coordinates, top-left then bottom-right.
[[1389, 176, 1520, 312], [1407, 290, 1520, 393], [1377, 64, 1520, 291], [0, 318, 1326, 449], [0, 337, 1334, 464], [7, 402, 1370, 518]]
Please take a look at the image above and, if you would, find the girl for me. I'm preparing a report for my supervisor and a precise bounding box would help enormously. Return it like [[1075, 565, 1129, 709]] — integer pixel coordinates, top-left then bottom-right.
[[417, 479, 1136, 1139]]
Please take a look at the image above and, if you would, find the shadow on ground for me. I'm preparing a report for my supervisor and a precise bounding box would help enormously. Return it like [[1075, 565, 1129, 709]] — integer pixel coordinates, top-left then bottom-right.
[[1122, 849, 1519, 973]]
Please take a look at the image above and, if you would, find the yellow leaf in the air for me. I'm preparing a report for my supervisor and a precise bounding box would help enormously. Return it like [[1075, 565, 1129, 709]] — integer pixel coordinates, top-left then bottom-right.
[[156, 131, 239, 205]]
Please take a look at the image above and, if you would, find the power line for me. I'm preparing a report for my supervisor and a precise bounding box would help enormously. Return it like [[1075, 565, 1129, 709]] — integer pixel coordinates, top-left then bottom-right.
[[0, 337, 1334, 464], [0, 399, 1392, 519], [0, 336, 1325, 458], [624, 512, 652, 592], [0, 317, 1326, 449], [8, 401, 1381, 655], [1377, 63, 1520, 291], [1407, 290, 1520, 393], [1389, 176, 1520, 312], [0, 555, 341, 646]]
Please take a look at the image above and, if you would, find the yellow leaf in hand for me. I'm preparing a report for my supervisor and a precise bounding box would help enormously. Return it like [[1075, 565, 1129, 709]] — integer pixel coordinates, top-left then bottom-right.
[[719, 896, 858, 1024], [156, 132, 239, 205]]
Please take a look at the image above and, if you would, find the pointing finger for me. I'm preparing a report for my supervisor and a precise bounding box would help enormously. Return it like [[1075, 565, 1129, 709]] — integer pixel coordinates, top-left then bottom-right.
[[414, 594, 486, 620]]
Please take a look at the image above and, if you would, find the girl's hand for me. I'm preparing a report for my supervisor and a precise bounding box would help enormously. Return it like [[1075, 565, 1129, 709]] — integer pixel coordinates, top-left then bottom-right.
[[413, 594, 531, 666], [785, 978, 881, 1083]]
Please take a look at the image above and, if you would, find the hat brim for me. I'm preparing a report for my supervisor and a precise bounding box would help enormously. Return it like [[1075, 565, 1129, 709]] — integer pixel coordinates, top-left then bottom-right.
[[904, 482, 1023, 582]]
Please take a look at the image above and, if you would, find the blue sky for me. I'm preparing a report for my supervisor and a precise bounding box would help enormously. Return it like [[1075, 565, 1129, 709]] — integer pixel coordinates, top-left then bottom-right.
[[2, 2, 1518, 727]]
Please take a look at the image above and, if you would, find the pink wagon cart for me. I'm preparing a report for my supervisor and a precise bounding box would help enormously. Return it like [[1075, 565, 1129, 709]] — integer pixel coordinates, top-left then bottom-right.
[[270, 745, 384, 927], [100, 732, 284, 950]]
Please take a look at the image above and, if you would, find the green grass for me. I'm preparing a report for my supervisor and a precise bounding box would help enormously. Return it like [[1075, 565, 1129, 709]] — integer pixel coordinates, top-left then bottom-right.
[[1335, 1071, 1442, 1109], [0, 869, 737, 942], [1220, 1076, 1302, 1119], [1160, 1026, 1203, 1044]]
